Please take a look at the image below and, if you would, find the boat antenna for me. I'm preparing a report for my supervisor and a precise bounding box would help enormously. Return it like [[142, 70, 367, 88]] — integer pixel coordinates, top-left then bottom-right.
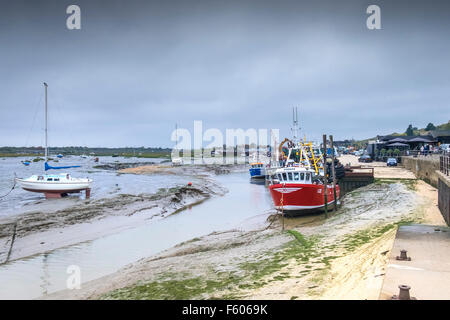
[[291, 107, 300, 142], [44, 82, 48, 164], [175, 123, 178, 151]]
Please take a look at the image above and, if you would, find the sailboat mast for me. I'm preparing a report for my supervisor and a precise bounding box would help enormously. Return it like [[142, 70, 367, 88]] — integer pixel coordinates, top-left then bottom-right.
[[44, 82, 48, 162]]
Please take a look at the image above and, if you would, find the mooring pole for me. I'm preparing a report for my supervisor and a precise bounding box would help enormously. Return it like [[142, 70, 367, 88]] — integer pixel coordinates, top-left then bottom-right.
[[322, 134, 328, 218], [330, 135, 337, 212], [44, 82, 48, 163], [281, 183, 285, 231]]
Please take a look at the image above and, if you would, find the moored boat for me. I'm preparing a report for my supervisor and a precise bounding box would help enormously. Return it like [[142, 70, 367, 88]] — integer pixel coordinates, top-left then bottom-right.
[[17, 173, 92, 198], [249, 162, 266, 178], [266, 107, 340, 215], [16, 83, 93, 199], [268, 166, 339, 214]]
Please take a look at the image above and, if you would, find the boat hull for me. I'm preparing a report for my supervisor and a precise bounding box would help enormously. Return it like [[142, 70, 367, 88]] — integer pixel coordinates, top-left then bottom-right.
[[16, 179, 92, 193], [249, 167, 266, 178], [269, 183, 339, 214]]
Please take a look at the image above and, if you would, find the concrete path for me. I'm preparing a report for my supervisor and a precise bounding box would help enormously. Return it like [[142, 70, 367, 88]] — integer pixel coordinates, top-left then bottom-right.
[[338, 155, 416, 179], [379, 224, 450, 300]]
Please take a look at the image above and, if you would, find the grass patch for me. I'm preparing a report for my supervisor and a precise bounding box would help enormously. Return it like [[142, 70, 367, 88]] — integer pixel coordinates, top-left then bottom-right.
[[374, 178, 417, 191], [101, 275, 240, 300], [340, 218, 415, 252], [101, 216, 419, 300], [102, 230, 322, 299]]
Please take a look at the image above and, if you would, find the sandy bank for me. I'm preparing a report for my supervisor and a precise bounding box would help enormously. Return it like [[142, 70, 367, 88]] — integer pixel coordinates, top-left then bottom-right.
[[35, 160, 446, 300], [43, 177, 423, 300]]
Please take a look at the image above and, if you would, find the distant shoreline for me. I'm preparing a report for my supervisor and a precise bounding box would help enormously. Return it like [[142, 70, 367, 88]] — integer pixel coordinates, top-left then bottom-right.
[[0, 152, 171, 158]]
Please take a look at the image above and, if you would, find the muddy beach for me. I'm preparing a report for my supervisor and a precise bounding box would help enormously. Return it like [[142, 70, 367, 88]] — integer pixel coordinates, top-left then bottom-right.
[[0, 164, 245, 264], [41, 156, 445, 300]]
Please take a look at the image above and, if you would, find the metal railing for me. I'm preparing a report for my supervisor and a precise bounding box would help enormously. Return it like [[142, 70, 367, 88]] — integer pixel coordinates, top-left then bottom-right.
[[440, 152, 450, 176]]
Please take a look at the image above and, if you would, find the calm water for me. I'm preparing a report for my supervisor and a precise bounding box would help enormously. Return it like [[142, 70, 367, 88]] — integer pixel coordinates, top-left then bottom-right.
[[0, 172, 274, 299], [0, 156, 183, 217]]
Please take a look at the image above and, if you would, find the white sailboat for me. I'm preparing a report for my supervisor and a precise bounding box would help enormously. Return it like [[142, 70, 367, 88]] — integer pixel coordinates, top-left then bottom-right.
[[16, 83, 93, 199]]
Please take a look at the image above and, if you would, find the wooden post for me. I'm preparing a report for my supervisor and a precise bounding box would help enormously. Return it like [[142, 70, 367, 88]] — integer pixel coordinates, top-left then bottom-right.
[[330, 135, 337, 212], [322, 134, 328, 218], [281, 183, 285, 231]]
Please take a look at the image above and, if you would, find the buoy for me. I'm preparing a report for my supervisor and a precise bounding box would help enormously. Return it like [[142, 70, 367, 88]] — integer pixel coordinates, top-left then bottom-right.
[[187, 182, 192, 186]]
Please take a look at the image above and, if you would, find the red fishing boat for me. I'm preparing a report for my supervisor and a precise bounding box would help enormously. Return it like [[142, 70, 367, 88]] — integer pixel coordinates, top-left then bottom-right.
[[268, 166, 339, 213], [266, 107, 340, 214]]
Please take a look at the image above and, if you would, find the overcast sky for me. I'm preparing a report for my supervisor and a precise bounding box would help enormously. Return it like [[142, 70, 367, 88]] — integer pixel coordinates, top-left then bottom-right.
[[1, 0, 449, 148]]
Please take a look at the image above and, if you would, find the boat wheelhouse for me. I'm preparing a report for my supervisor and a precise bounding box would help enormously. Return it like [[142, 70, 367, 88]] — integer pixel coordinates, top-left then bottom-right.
[[249, 162, 266, 178]]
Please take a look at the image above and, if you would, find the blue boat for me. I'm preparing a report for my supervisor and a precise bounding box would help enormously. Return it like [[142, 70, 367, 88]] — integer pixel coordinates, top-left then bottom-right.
[[249, 162, 266, 179], [57, 154, 63, 158], [22, 160, 31, 166]]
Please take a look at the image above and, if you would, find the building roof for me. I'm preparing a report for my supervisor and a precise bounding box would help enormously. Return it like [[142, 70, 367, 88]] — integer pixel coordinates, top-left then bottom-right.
[[386, 142, 410, 147], [431, 130, 450, 138], [379, 135, 435, 142]]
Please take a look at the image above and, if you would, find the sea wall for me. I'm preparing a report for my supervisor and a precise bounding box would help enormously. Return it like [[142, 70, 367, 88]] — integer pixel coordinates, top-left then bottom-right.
[[401, 156, 440, 187], [437, 171, 450, 226]]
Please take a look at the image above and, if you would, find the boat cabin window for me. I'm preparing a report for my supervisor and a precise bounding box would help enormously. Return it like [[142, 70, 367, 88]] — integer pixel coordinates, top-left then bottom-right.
[[282, 173, 287, 181], [305, 173, 310, 182], [294, 172, 299, 181], [300, 172, 305, 181], [47, 178, 53, 181], [54, 178, 60, 181], [38, 176, 44, 181], [287, 172, 293, 181]]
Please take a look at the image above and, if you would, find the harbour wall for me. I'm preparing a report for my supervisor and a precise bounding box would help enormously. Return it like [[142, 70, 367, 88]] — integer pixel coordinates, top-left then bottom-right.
[[402, 155, 449, 226], [437, 171, 450, 226], [401, 156, 440, 188], [338, 175, 374, 195]]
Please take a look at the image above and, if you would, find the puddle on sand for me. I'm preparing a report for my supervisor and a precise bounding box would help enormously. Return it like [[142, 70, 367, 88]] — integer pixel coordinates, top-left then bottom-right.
[[0, 172, 274, 299]]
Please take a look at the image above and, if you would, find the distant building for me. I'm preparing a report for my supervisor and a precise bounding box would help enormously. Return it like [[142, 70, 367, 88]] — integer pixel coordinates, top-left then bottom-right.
[[378, 135, 435, 143], [431, 130, 450, 144], [333, 140, 354, 147]]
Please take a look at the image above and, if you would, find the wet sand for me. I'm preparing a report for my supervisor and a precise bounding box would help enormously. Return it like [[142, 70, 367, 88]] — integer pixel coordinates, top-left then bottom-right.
[[0, 165, 237, 263], [44, 167, 433, 300], [5, 157, 445, 300]]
